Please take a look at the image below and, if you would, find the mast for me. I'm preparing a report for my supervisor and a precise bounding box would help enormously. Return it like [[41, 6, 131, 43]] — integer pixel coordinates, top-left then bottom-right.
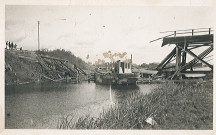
[[38, 21, 40, 50]]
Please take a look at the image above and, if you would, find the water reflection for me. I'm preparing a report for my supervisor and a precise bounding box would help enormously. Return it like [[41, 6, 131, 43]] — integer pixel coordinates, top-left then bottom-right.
[[5, 82, 157, 129], [111, 84, 140, 91]]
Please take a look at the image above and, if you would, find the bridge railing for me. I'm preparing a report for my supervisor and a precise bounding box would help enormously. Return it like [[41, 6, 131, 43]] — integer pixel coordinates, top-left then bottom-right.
[[160, 28, 213, 37], [150, 28, 213, 43]]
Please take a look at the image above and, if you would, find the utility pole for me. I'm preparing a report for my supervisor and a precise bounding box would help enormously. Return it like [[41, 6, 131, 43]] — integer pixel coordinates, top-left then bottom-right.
[[37, 21, 40, 50]]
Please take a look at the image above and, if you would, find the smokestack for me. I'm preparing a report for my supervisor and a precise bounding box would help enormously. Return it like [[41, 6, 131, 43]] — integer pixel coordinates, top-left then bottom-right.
[[131, 54, 132, 64]]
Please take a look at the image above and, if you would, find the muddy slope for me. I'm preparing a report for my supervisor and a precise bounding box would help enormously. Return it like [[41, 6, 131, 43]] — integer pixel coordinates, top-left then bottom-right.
[[5, 50, 42, 85]]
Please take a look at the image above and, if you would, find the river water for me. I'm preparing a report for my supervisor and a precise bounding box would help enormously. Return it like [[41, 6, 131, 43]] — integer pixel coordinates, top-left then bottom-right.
[[5, 81, 159, 129]]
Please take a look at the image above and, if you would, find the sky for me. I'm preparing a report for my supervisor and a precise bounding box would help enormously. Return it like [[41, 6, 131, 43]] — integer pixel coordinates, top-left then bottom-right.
[[5, 5, 214, 65]]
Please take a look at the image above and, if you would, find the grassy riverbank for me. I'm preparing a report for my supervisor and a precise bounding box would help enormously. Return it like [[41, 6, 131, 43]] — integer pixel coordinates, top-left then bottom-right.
[[59, 80, 213, 129]]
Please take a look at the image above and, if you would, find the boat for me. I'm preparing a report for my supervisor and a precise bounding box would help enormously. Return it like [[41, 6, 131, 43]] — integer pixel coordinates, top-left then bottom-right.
[[94, 60, 140, 85]]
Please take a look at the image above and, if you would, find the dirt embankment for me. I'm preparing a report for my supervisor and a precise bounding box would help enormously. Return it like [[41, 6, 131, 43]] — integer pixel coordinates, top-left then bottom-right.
[[5, 49, 94, 85], [5, 50, 42, 85]]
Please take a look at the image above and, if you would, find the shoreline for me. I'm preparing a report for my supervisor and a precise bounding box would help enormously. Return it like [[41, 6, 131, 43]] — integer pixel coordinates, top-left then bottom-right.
[[58, 79, 213, 129], [5, 78, 212, 86]]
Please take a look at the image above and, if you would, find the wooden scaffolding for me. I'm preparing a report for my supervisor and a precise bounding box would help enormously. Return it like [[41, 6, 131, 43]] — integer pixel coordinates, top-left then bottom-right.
[[150, 28, 213, 79]]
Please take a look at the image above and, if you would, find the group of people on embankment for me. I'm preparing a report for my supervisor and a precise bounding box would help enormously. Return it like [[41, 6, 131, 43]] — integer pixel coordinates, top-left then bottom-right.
[[5, 41, 22, 50]]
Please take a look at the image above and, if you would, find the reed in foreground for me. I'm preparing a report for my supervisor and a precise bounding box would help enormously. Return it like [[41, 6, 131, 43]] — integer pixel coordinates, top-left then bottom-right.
[[58, 80, 213, 129]]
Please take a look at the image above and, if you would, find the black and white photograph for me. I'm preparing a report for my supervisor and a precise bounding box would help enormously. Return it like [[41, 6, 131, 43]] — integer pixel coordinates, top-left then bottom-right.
[[1, 0, 215, 134]]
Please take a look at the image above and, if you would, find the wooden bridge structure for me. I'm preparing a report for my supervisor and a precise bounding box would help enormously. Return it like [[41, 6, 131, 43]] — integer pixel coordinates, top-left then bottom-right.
[[36, 55, 87, 82], [150, 28, 213, 79]]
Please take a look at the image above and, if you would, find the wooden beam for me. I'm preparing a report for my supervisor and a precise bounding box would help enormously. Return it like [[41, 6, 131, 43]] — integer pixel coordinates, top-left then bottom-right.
[[170, 41, 186, 79], [188, 46, 204, 50], [171, 45, 181, 80], [177, 46, 213, 69], [162, 34, 213, 47], [189, 42, 213, 44], [179, 45, 213, 72], [161, 70, 212, 74], [156, 47, 176, 70], [163, 65, 176, 70], [182, 70, 212, 74], [182, 42, 187, 71], [160, 55, 175, 70], [188, 43, 212, 46], [176, 45, 181, 72]]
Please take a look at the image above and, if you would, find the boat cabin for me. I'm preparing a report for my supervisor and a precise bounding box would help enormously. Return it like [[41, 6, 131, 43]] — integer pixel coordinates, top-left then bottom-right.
[[114, 60, 132, 74]]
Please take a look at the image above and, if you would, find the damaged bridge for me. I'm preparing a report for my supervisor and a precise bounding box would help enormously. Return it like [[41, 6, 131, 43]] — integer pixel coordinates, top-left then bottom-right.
[[150, 28, 213, 80], [36, 55, 87, 82]]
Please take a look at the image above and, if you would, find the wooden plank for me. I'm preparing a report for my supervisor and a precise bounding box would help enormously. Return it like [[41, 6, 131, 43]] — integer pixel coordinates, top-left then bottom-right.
[[74, 65, 87, 75], [58, 60, 76, 76], [193, 30, 213, 33], [36, 56, 51, 71]]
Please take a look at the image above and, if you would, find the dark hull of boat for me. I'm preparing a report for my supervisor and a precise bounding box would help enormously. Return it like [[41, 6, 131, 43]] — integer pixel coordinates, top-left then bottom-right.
[[94, 71, 113, 84], [94, 71, 139, 85]]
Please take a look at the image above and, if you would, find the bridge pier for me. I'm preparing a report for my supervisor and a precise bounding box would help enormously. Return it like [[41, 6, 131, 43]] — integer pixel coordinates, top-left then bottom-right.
[[151, 28, 213, 80]]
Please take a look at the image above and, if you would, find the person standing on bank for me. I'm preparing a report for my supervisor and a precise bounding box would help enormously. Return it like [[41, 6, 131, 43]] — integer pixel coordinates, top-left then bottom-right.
[[8, 41, 11, 49], [6, 41, 8, 49], [14, 44, 17, 50], [11, 42, 14, 49]]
